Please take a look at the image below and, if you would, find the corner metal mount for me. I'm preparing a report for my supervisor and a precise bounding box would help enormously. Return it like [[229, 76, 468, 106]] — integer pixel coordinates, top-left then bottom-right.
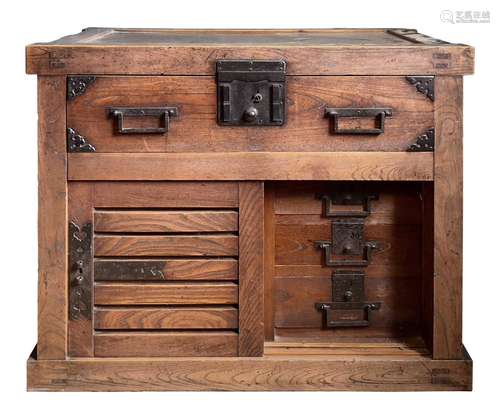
[[406, 76, 434, 101], [67, 128, 96, 152], [67, 76, 96, 100], [407, 128, 435, 152]]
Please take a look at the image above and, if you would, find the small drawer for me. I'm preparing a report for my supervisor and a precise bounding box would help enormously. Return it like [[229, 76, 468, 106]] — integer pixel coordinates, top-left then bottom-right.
[[67, 76, 434, 153]]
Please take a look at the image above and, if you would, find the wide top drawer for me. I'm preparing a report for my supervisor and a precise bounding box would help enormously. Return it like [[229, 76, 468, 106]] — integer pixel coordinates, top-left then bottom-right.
[[67, 75, 434, 153]]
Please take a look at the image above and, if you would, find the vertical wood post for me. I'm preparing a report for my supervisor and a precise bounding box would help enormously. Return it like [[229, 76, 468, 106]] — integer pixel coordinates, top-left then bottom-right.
[[37, 76, 68, 359], [238, 182, 264, 356], [263, 186, 275, 341], [433, 76, 463, 359], [68, 183, 94, 357]]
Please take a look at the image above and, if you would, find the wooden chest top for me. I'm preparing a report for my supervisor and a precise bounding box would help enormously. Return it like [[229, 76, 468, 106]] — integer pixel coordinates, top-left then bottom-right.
[[26, 28, 474, 75]]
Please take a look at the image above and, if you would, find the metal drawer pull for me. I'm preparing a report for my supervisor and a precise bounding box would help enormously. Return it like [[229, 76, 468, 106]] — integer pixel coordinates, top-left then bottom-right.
[[108, 106, 178, 134], [324, 107, 392, 135]]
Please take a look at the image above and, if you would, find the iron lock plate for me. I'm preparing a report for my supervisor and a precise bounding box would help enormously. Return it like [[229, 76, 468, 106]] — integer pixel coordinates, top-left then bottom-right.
[[69, 222, 92, 320], [216, 60, 286, 126]]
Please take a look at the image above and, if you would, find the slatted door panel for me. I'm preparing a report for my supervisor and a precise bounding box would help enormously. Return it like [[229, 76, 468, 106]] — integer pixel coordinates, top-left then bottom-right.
[[68, 181, 264, 358]]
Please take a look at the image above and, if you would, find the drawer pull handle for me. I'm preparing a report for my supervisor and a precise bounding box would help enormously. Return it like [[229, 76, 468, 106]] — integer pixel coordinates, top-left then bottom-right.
[[108, 107, 179, 134], [324, 107, 392, 135]]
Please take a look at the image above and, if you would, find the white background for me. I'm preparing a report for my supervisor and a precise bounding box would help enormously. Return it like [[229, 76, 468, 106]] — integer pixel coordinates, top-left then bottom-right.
[[1, 0, 498, 416]]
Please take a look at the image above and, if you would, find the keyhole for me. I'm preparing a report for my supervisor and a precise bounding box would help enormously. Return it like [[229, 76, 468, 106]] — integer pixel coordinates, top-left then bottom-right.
[[253, 93, 263, 103]]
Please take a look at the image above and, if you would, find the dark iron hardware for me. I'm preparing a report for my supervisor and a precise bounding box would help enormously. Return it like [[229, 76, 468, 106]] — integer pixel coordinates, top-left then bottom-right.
[[94, 260, 167, 281], [315, 219, 378, 267], [67, 76, 96, 100], [316, 192, 379, 218], [216, 60, 286, 126], [67, 127, 96, 152], [407, 128, 435, 152], [108, 106, 179, 134], [69, 222, 92, 320], [324, 107, 392, 135], [315, 270, 381, 328], [406, 76, 435, 101], [315, 191, 379, 267]]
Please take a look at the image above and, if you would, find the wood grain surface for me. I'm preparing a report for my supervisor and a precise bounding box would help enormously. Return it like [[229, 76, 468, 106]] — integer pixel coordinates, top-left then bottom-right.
[[90, 181, 239, 208], [37, 76, 67, 360], [94, 235, 238, 257], [433, 77, 463, 359], [68, 152, 434, 181], [26, 28, 474, 75], [94, 259, 238, 281], [94, 282, 238, 305], [66, 76, 433, 153], [27, 348, 472, 391], [94, 210, 238, 233], [94, 307, 238, 330], [94, 332, 238, 357], [238, 182, 265, 356]]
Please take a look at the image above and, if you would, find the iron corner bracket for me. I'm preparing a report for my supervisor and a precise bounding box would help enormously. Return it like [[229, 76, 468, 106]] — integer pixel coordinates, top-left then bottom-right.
[[407, 128, 435, 152], [406, 76, 435, 101], [67, 127, 96, 152], [67, 76, 96, 100]]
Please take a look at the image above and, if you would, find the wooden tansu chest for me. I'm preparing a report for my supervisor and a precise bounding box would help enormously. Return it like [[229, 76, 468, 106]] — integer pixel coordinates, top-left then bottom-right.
[[26, 28, 474, 391]]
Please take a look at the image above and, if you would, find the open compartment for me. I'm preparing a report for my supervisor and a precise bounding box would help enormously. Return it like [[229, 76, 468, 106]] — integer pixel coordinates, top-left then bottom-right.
[[264, 181, 434, 355]]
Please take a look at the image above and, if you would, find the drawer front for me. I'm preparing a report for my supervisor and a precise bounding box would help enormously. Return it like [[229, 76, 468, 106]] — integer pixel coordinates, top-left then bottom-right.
[[68, 181, 263, 358], [67, 76, 433, 153]]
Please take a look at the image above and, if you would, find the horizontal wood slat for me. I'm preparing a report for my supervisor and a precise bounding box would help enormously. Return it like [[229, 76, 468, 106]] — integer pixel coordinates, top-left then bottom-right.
[[94, 283, 238, 305], [94, 259, 238, 281], [69, 152, 433, 181], [91, 182, 239, 208], [94, 332, 238, 357], [94, 307, 238, 330], [94, 235, 238, 257], [94, 210, 238, 233]]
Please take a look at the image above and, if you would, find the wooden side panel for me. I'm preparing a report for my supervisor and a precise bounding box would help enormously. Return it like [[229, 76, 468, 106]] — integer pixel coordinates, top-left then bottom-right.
[[94, 283, 238, 305], [94, 210, 238, 233], [94, 259, 238, 281], [94, 332, 238, 357], [238, 182, 264, 356], [37, 76, 67, 360], [433, 77, 463, 359], [94, 307, 238, 330], [94, 235, 238, 257]]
